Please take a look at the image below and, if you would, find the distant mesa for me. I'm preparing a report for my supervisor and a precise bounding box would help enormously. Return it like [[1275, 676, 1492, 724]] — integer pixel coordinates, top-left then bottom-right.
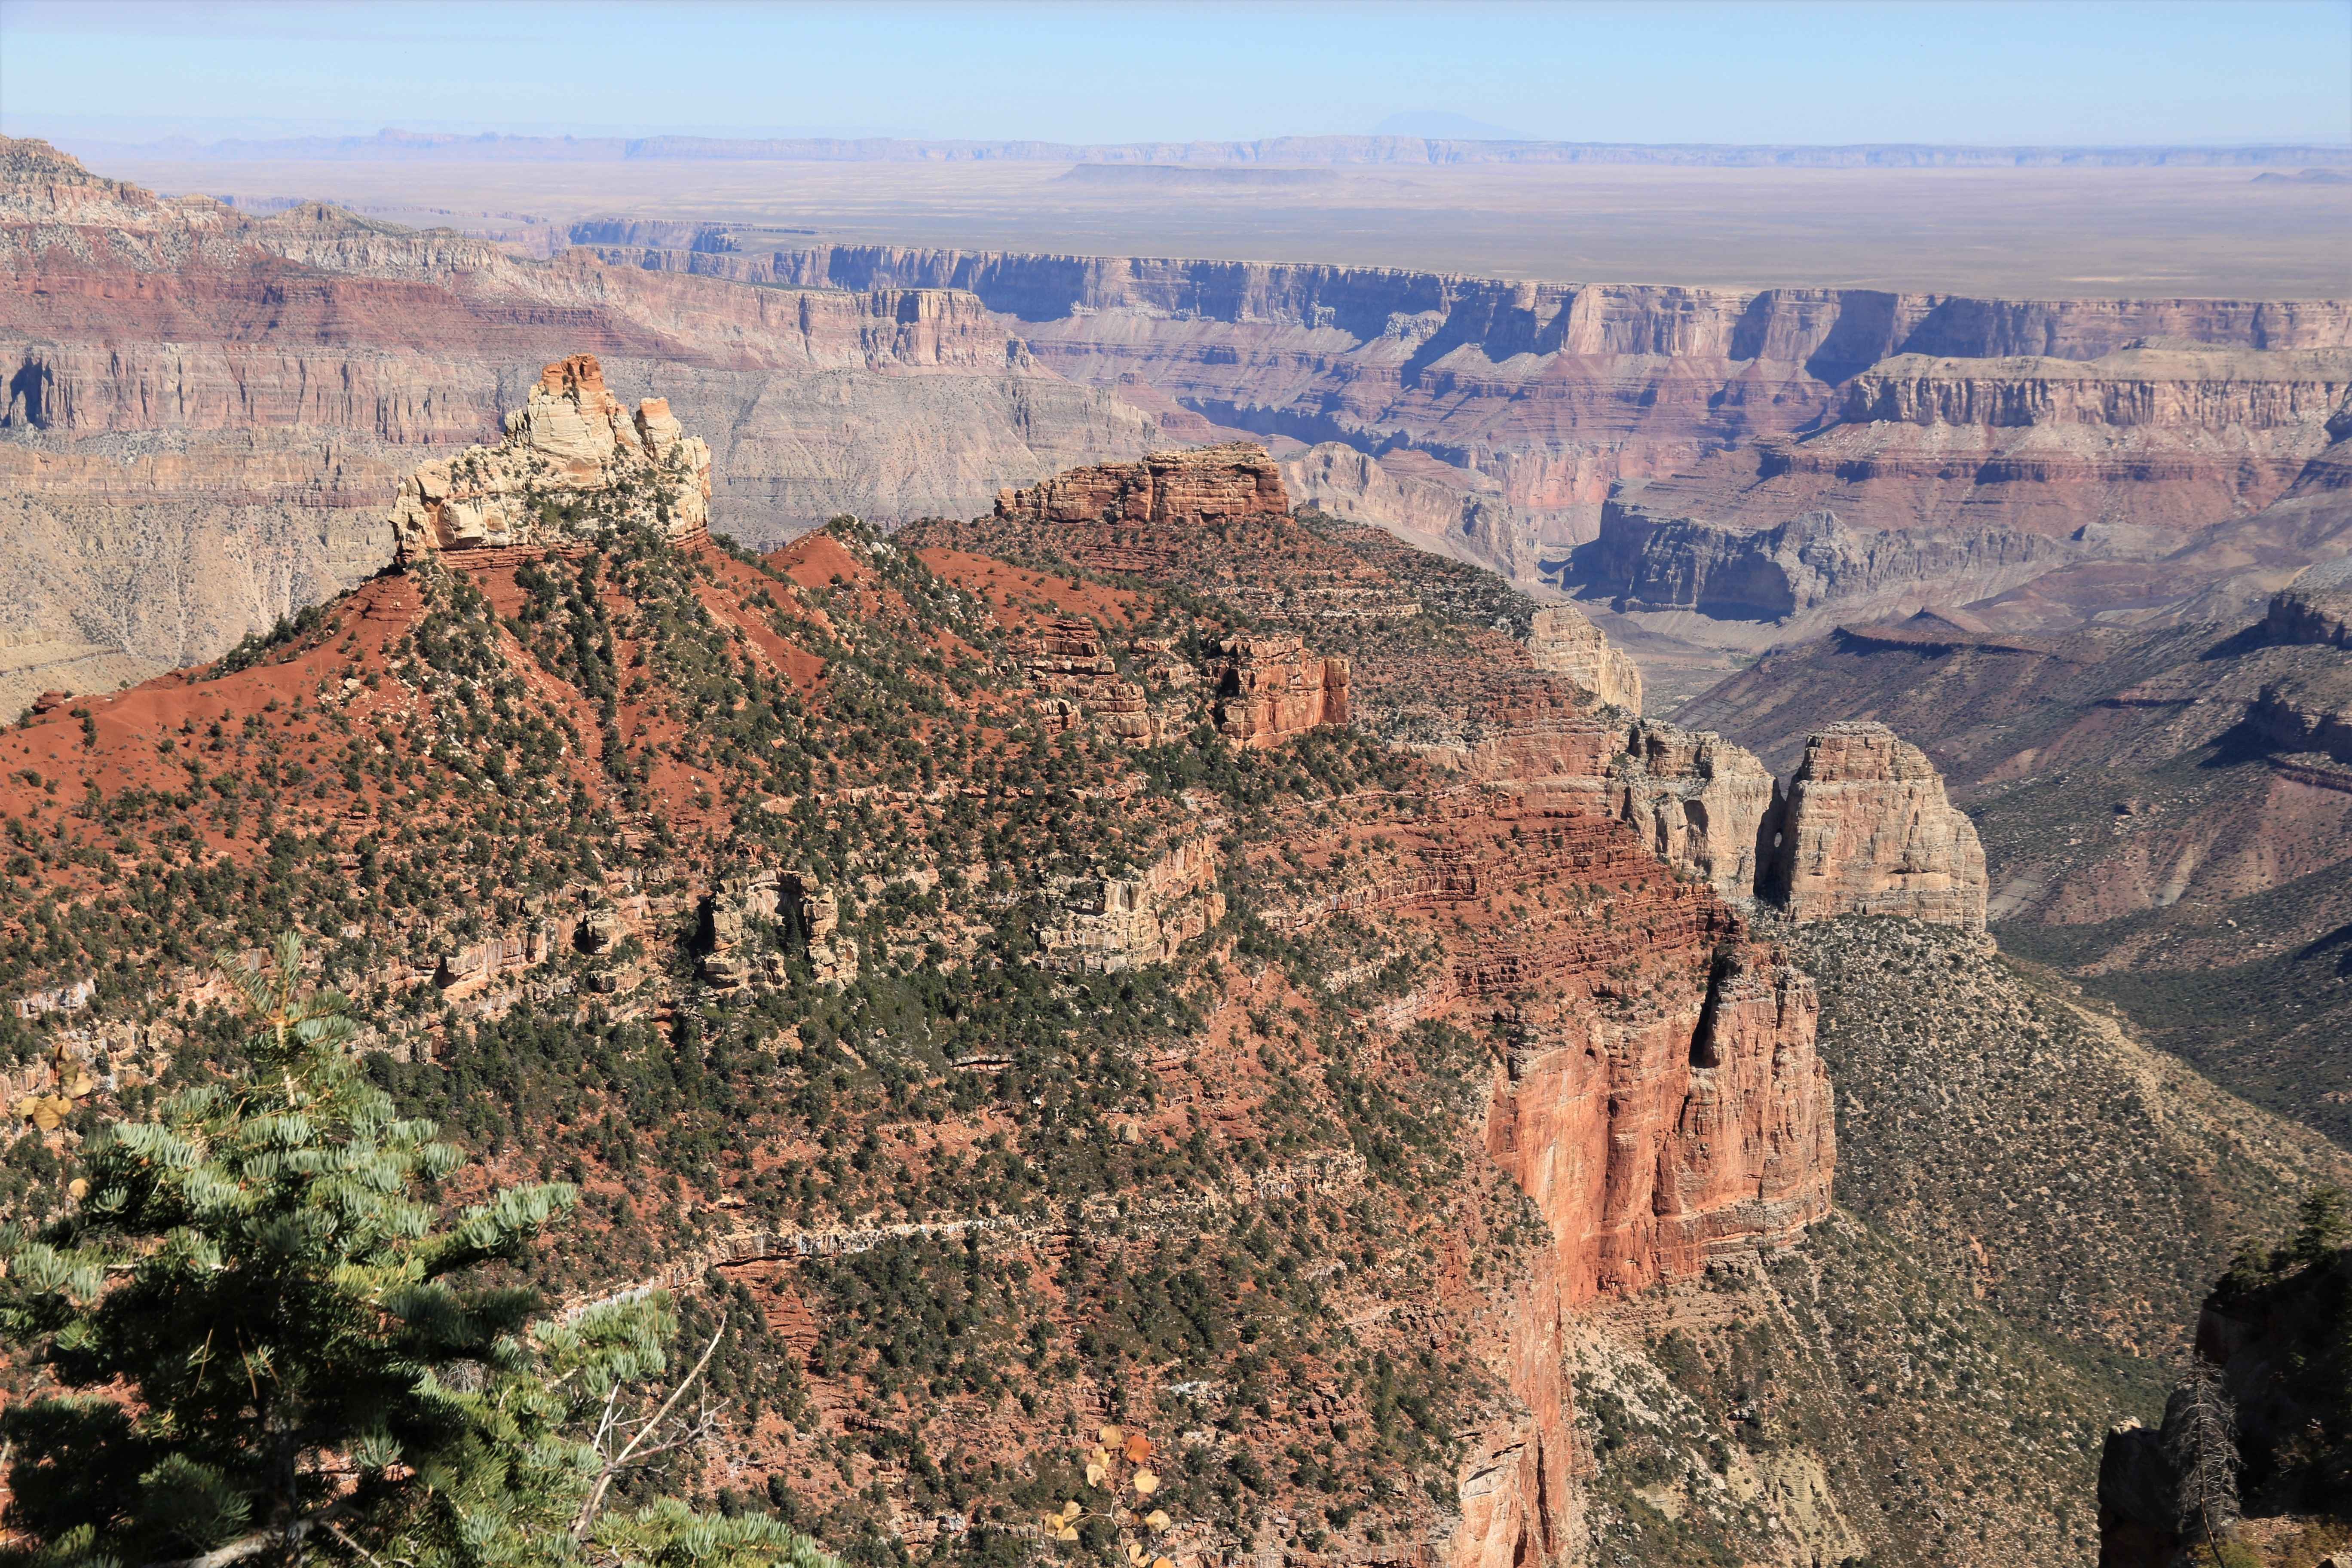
[[2251, 167, 2352, 184], [1372, 110, 1530, 141], [1054, 165, 1337, 187]]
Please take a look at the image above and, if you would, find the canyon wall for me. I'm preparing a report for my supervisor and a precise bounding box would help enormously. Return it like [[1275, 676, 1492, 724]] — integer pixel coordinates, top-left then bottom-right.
[[12, 128, 2349, 718], [0, 138, 1160, 717], [1525, 605, 1643, 713], [597, 239, 2352, 642]]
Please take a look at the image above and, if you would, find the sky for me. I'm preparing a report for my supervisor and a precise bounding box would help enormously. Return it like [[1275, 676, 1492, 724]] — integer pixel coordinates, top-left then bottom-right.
[[2, 0, 2348, 148]]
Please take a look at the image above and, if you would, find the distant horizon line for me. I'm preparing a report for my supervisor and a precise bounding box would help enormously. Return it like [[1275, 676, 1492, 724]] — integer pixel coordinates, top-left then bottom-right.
[[19, 125, 2352, 170]]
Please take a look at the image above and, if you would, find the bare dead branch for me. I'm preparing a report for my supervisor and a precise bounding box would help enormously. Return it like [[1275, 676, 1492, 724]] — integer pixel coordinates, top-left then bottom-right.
[[571, 1314, 728, 1538]]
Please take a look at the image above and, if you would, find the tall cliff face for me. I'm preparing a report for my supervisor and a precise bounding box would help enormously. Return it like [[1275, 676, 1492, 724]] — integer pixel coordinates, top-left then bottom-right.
[[1526, 604, 1643, 713], [1210, 635, 1351, 748], [1254, 786, 1833, 1568], [1767, 723, 1989, 929], [1574, 492, 2080, 630]]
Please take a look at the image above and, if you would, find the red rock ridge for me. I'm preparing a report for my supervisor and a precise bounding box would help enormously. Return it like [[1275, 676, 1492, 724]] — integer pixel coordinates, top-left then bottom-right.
[[1268, 790, 1833, 1568], [990, 440, 1290, 557]]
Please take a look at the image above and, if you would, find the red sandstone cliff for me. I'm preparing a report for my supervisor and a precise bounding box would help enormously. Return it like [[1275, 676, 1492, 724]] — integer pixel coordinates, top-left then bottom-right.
[[1211, 634, 1351, 748]]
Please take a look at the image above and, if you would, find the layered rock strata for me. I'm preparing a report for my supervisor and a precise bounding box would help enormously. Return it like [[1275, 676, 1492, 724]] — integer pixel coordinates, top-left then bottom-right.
[[1018, 619, 1156, 740], [1038, 836, 1224, 973], [991, 441, 1290, 546], [1767, 723, 1989, 929], [389, 355, 710, 561], [1526, 603, 1643, 712], [719, 242, 2352, 639], [1575, 491, 2076, 624], [1210, 634, 1351, 749]]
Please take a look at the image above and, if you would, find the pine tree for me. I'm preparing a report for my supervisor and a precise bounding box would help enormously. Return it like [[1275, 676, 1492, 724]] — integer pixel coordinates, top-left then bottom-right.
[[0, 934, 831, 1568]]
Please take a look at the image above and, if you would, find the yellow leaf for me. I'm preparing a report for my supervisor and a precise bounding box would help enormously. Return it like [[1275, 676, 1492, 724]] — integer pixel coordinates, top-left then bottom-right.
[[12, 1097, 35, 1120], [1061, 1502, 1083, 1523], [1099, 1425, 1124, 1447], [1086, 1463, 1106, 1486], [1041, 1515, 1060, 1531], [64, 1076, 93, 1099], [1132, 1470, 1160, 1496], [66, 1177, 88, 1200], [1091, 1447, 1111, 1468], [1145, 1511, 1171, 1531], [1056, 1528, 1079, 1543], [1127, 1544, 1145, 1564], [31, 1104, 58, 1132]]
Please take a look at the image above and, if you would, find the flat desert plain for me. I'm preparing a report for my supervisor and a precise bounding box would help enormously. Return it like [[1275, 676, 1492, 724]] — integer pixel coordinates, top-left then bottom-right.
[[101, 154, 2352, 296]]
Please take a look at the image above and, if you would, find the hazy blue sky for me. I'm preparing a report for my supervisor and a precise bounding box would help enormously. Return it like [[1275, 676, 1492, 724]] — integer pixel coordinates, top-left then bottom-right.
[[3, 0, 2347, 147]]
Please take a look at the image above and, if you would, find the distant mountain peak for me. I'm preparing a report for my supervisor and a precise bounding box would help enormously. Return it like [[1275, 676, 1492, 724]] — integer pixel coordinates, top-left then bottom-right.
[[1371, 110, 1529, 141]]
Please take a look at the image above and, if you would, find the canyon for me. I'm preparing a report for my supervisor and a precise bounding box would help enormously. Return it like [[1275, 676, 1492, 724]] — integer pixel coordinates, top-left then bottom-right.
[[7, 371, 2274, 1567], [1680, 556, 2352, 1164], [0, 138, 1158, 717], [5, 119, 2349, 1565], [8, 136, 2352, 725], [612, 240, 2352, 654]]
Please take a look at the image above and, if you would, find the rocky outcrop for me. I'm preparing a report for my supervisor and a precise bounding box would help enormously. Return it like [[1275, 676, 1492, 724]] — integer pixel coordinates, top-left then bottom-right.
[[1767, 723, 1988, 928], [700, 868, 857, 988], [1608, 723, 1775, 901], [2266, 556, 2352, 647], [992, 441, 1289, 544], [389, 354, 711, 561], [1210, 634, 1351, 748], [1039, 836, 1224, 973], [2249, 659, 2352, 765], [1526, 604, 1642, 712], [1017, 619, 1156, 740]]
